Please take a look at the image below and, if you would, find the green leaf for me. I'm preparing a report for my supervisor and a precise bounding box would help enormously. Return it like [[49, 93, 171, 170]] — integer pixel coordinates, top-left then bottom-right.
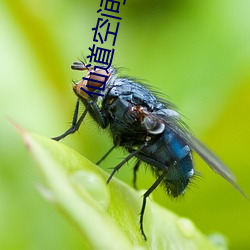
[[19, 128, 226, 250]]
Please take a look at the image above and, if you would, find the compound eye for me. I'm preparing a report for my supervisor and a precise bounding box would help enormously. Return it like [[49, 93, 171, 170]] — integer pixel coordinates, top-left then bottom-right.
[[72, 62, 111, 100], [142, 116, 165, 134], [88, 68, 110, 88]]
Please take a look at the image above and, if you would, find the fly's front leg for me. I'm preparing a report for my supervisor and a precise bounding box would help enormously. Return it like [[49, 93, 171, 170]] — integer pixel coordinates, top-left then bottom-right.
[[52, 99, 89, 141], [88, 100, 107, 129], [52, 99, 107, 141]]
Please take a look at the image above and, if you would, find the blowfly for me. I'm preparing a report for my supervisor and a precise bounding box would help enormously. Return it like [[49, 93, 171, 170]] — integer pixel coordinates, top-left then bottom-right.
[[52, 61, 246, 240]]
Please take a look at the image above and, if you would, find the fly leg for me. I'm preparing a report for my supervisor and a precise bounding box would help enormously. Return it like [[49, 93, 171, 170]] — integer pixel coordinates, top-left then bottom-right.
[[96, 145, 116, 165], [107, 144, 146, 184], [88, 100, 107, 129], [133, 160, 141, 189], [140, 172, 166, 240], [52, 99, 88, 141], [52, 99, 107, 141]]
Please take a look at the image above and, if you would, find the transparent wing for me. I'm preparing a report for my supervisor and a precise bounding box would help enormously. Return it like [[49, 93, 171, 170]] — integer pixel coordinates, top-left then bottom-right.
[[149, 110, 247, 198], [170, 122, 247, 198]]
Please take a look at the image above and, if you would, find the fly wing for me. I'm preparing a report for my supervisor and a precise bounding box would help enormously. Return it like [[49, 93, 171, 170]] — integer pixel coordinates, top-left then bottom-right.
[[170, 122, 247, 198], [151, 109, 247, 198]]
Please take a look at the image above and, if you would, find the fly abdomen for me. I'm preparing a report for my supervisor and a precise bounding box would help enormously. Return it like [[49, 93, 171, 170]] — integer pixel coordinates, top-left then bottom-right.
[[163, 129, 194, 196], [164, 153, 193, 197], [166, 129, 191, 161]]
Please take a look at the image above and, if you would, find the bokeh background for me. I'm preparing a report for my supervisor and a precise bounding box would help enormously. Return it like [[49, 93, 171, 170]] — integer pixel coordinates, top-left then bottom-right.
[[1, 0, 250, 249]]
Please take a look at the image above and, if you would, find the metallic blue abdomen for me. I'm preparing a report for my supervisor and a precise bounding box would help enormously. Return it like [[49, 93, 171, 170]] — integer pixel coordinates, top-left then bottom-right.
[[137, 128, 194, 197]]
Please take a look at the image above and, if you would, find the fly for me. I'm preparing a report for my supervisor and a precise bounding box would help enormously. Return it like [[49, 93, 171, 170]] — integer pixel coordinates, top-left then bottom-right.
[[52, 61, 247, 240]]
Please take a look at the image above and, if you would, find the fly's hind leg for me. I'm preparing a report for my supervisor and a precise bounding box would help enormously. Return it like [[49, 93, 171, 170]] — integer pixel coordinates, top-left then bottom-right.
[[133, 160, 141, 189], [140, 172, 166, 240]]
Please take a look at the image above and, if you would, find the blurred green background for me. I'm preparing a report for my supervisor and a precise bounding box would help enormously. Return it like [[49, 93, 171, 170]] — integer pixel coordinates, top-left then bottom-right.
[[1, 0, 250, 249]]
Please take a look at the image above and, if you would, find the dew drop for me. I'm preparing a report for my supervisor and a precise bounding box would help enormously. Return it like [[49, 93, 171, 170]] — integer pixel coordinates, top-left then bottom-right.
[[177, 217, 196, 238]]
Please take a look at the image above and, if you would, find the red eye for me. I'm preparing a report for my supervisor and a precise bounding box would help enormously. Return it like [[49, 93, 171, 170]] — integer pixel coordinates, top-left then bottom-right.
[[71, 62, 111, 100], [87, 68, 110, 89]]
